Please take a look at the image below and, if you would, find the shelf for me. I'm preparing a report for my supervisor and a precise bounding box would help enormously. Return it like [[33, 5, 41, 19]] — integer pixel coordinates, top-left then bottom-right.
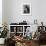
[[16, 32, 23, 33], [9, 25, 31, 26], [10, 32, 23, 33], [9, 25, 31, 36], [10, 32, 15, 33]]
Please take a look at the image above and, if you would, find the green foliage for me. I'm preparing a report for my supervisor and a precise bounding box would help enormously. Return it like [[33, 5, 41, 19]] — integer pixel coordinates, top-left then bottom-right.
[[0, 23, 9, 38], [0, 28, 8, 38]]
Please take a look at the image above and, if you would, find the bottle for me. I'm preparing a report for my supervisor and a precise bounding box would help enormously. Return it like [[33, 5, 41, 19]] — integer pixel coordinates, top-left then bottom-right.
[[34, 19, 37, 24]]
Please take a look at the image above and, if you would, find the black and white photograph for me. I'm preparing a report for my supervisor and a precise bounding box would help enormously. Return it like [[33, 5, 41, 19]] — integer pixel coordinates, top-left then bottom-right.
[[21, 3, 31, 15], [23, 5, 30, 14]]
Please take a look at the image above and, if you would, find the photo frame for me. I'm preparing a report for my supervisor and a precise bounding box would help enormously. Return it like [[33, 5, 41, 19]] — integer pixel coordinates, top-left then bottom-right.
[[23, 5, 30, 14], [21, 3, 32, 15]]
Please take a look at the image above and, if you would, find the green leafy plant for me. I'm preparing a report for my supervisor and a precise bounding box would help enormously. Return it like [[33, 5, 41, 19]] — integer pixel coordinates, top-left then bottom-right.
[[0, 23, 9, 38]]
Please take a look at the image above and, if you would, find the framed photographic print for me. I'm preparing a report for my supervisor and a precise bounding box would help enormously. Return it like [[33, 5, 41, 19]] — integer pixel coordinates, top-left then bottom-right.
[[23, 5, 30, 14], [21, 3, 32, 15]]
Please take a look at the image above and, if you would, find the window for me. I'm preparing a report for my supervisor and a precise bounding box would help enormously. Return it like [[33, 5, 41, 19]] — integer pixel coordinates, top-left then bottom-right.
[[0, 0, 2, 27]]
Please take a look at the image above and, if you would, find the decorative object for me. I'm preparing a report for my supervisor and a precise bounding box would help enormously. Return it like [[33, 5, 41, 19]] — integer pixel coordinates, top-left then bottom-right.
[[23, 5, 30, 14], [21, 3, 32, 15], [0, 38, 5, 44], [0, 22, 9, 44], [26, 27, 32, 40], [34, 19, 37, 24]]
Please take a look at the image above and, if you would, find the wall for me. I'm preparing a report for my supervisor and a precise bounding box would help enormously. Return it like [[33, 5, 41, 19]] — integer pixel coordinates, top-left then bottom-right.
[[2, 0, 46, 26], [32, 0, 46, 26], [2, 0, 9, 25], [7, 0, 32, 25]]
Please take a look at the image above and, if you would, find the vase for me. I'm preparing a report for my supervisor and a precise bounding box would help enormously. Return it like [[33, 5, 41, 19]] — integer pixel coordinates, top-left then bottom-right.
[[0, 38, 5, 44]]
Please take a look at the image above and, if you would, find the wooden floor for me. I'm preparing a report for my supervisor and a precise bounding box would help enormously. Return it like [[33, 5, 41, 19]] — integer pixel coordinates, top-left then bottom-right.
[[40, 45, 46, 46], [0, 44, 46, 46], [0, 44, 4, 46]]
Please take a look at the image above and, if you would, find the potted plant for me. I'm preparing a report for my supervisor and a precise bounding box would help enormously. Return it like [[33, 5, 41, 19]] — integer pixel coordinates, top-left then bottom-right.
[[0, 23, 9, 44]]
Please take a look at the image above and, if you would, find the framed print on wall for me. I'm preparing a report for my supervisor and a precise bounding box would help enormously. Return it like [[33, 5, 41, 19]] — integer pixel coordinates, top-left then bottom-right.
[[23, 5, 30, 14], [21, 3, 32, 15]]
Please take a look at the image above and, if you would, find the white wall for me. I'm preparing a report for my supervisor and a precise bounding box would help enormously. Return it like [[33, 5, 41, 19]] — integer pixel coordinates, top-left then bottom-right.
[[7, 0, 32, 25], [2, 0, 46, 26], [2, 0, 9, 24], [32, 0, 46, 25]]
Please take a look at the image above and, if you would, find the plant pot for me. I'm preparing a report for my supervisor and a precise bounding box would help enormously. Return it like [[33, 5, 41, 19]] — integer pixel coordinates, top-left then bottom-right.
[[0, 38, 5, 44]]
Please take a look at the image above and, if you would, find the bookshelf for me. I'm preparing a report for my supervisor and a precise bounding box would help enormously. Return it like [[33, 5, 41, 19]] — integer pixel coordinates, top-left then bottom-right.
[[9, 25, 31, 37]]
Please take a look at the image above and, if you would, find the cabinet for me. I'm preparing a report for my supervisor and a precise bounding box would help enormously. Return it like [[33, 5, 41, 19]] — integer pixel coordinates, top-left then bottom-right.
[[9, 25, 30, 37]]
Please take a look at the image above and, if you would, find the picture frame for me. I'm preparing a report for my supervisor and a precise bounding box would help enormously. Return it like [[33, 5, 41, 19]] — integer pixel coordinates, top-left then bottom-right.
[[21, 3, 32, 15]]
